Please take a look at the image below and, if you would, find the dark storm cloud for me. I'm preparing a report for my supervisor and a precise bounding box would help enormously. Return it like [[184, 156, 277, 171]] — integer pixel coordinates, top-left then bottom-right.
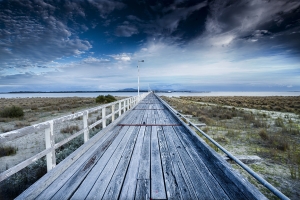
[[124, 1, 208, 40], [205, 0, 300, 54]]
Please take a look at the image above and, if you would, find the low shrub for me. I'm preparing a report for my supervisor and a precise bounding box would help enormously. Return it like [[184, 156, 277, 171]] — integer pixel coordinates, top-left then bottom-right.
[[226, 130, 239, 138], [275, 117, 284, 127], [258, 129, 269, 140], [198, 115, 214, 126], [60, 125, 80, 134], [95, 95, 117, 103], [0, 106, 24, 118], [253, 119, 268, 128], [15, 121, 30, 128], [0, 146, 17, 157]]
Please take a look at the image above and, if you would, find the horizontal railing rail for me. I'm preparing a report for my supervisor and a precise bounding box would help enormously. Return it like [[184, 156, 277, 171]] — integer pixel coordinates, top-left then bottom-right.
[[0, 92, 149, 182], [157, 95, 289, 200]]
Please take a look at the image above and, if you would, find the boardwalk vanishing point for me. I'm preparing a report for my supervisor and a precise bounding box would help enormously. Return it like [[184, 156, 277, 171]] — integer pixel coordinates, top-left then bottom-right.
[[12, 92, 267, 199]]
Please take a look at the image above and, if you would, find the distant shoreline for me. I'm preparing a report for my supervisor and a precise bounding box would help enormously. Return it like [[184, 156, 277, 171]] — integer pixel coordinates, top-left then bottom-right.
[[1, 90, 299, 94], [1, 90, 197, 94]]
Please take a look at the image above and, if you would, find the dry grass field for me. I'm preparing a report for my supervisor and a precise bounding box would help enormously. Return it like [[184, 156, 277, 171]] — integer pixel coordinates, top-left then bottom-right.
[[162, 96, 300, 200]]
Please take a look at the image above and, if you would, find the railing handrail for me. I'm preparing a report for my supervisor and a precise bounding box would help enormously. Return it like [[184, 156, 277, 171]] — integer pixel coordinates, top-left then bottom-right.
[[157, 95, 289, 200], [0, 92, 150, 182]]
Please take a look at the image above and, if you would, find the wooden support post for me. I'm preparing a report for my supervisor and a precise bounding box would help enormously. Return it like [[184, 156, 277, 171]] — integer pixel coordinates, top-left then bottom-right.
[[102, 107, 106, 128], [45, 120, 56, 172], [129, 98, 131, 109], [119, 101, 121, 116], [112, 104, 115, 122], [83, 111, 89, 143]]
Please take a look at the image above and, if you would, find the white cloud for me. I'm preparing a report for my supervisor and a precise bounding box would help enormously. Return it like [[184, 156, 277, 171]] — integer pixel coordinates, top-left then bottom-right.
[[110, 53, 131, 62], [82, 57, 110, 63], [209, 34, 235, 46]]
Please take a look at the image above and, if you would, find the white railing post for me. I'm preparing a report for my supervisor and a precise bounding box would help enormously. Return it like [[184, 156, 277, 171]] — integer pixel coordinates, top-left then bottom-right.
[[112, 104, 115, 122], [119, 101, 121, 116], [123, 100, 126, 112], [45, 120, 56, 171], [102, 107, 106, 128], [83, 111, 89, 143]]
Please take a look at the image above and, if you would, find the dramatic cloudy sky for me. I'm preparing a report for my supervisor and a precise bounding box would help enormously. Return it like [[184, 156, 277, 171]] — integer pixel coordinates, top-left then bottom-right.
[[0, 0, 300, 92]]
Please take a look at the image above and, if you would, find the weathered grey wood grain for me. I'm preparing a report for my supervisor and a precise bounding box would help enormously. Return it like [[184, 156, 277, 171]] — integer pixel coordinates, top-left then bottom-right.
[[173, 126, 230, 199], [137, 118, 151, 180], [157, 129, 181, 199], [118, 115, 147, 199], [69, 118, 138, 199], [135, 179, 150, 200], [156, 110, 194, 200], [102, 111, 147, 200], [159, 108, 231, 199], [37, 129, 120, 200], [174, 125, 243, 200], [150, 118, 167, 199], [163, 125, 214, 199], [83, 125, 140, 199], [101, 126, 141, 200]]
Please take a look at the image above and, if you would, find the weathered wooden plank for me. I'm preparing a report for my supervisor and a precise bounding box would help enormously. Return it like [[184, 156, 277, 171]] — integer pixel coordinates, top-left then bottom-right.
[[101, 126, 140, 200], [137, 118, 151, 180], [118, 113, 148, 199], [172, 126, 230, 200], [163, 125, 214, 199], [175, 125, 249, 200], [157, 129, 181, 200], [69, 126, 133, 199], [160, 128, 198, 200], [135, 179, 150, 200], [84, 123, 142, 199], [102, 110, 148, 200], [150, 120, 167, 199], [156, 110, 193, 200], [160, 108, 230, 199]]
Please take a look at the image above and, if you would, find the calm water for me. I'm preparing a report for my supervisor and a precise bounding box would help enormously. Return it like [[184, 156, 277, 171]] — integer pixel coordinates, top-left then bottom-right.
[[0, 91, 299, 98]]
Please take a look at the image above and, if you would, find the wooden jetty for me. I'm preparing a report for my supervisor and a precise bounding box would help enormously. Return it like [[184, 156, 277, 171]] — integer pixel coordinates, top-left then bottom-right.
[[17, 92, 266, 199]]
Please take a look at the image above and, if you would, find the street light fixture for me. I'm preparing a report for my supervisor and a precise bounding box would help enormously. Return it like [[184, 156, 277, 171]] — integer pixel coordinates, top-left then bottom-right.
[[137, 60, 144, 101]]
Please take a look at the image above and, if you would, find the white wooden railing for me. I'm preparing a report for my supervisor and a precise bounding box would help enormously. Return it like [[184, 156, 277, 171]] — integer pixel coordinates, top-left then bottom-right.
[[0, 93, 149, 182]]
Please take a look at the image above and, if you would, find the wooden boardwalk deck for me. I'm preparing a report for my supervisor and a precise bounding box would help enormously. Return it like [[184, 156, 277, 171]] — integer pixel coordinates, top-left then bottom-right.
[[17, 93, 266, 200]]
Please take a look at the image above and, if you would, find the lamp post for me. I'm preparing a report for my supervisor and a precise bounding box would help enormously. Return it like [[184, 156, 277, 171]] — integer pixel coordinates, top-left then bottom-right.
[[137, 60, 144, 101]]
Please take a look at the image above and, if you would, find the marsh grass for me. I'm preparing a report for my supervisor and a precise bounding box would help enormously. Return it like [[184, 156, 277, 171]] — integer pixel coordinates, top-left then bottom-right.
[[180, 96, 300, 114]]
